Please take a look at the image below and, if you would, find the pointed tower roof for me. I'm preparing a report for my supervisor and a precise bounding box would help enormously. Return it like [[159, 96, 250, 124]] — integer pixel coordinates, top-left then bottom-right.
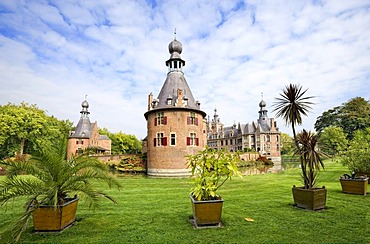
[[258, 92, 268, 123], [145, 34, 206, 118], [69, 97, 92, 139]]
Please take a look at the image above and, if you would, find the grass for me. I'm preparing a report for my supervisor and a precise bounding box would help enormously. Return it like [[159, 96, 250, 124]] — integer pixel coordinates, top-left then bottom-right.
[[0, 160, 369, 243]]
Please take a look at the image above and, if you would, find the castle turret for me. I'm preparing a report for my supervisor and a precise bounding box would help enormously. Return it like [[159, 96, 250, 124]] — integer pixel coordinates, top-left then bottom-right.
[[144, 34, 206, 177], [67, 97, 111, 158]]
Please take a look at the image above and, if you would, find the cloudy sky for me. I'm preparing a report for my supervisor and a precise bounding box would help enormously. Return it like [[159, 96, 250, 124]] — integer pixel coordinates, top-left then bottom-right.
[[0, 0, 369, 140]]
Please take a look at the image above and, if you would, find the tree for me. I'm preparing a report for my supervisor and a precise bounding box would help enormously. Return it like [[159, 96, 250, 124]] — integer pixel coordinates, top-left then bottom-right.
[[318, 126, 348, 158], [273, 84, 314, 188], [280, 133, 294, 155], [315, 97, 370, 140], [99, 129, 142, 154], [341, 128, 370, 173], [0, 103, 73, 159]]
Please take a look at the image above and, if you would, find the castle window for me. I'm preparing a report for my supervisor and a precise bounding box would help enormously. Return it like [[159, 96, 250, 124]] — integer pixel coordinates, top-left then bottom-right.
[[167, 98, 172, 105], [187, 132, 199, 146], [154, 112, 167, 126], [187, 112, 198, 125], [170, 133, 176, 146], [154, 133, 167, 147], [267, 135, 270, 142]]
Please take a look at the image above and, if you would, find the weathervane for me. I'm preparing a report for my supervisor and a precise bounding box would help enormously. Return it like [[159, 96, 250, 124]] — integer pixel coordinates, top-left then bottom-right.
[[174, 28, 177, 40]]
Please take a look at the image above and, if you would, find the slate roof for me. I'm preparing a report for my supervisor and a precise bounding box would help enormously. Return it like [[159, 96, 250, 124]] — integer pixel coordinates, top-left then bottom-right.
[[69, 118, 93, 139], [146, 37, 205, 117], [156, 72, 199, 110]]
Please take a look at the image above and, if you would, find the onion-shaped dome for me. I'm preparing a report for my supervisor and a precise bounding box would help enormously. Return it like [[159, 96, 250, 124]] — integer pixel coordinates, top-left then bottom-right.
[[168, 39, 182, 54], [82, 100, 89, 108], [259, 99, 266, 108]]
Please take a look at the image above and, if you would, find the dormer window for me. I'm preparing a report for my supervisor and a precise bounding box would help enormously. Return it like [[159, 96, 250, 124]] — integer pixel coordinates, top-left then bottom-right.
[[167, 96, 173, 105], [152, 99, 159, 108], [183, 96, 188, 106]]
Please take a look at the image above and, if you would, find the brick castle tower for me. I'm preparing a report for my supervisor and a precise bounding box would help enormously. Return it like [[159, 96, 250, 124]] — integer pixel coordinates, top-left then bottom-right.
[[144, 35, 206, 177]]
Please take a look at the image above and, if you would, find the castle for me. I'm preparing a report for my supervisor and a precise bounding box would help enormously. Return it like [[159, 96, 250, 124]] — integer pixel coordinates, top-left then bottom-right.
[[67, 98, 111, 158], [206, 98, 281, 162], [143, 36, 207, 177]]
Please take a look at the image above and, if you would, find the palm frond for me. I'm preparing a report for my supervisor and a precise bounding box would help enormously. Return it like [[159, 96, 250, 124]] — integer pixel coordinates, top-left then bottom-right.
[[0, 137, 121, 242]]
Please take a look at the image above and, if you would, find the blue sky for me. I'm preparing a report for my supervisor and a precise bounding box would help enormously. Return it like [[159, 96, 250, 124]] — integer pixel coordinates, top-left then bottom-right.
[[0, 0, 369, 139]]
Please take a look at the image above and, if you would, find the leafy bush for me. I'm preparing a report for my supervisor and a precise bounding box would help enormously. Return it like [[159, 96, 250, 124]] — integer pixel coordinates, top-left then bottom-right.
[[186, 147, 241, 201], [341, 128, 370, 173]]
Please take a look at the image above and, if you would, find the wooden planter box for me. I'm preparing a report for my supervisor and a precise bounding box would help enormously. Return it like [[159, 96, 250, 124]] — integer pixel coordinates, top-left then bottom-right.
[[190, 195, 224, 227], [292, 186, 327, 210], [340, 178, 368, 195], [355, 172, 370, 184], [33, 198, 79, 231]]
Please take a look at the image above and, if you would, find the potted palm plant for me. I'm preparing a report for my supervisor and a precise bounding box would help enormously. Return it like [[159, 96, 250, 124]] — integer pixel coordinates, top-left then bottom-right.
[[292, 130, 328, 210], [273, 84, 327, 210], [0, 138, 121, 242], [186, 146, 241, 228]]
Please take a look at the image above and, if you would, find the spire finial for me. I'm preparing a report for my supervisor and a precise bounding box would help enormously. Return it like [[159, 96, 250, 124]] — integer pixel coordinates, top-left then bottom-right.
[[261, 92, 263, 100], [174, 28, 177, 40], [85, 94, 88, 101]]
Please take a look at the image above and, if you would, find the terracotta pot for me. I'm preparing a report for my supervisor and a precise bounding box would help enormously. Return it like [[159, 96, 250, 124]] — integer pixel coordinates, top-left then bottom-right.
[[33, 198, 79, 231], [292, 186, 327, 210], [190, 195, 223, 226], [340, 178, 368, 195]]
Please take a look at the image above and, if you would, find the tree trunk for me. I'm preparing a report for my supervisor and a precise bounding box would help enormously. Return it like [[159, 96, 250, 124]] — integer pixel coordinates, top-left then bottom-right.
[[19, 138, 26, 156]]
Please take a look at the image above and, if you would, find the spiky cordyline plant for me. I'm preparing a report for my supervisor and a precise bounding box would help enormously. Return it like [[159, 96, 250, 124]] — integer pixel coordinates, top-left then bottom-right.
[[0, 138, 121, 242], [295, 129, 327, 189], [273, 83, 314, 188]]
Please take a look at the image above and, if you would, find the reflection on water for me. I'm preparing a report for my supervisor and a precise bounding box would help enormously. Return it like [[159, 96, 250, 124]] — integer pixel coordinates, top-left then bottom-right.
[[239, 161, 301, 176]]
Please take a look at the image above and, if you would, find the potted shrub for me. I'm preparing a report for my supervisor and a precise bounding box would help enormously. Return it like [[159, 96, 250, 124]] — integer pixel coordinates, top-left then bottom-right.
[[292, 130, 328, 210], [339, 173, 368, 195], [0, 139, 121, 242], [186, 146, 241, 227], [341, 128, 370, 184]]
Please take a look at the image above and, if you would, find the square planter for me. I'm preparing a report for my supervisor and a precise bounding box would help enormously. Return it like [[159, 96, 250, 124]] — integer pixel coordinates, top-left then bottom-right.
[[190, 195, 224, 227], [33, 198, 79, 231], [340, 178, 368, 195], [292, 186, 327, 210], [355, 172, 370, 184]]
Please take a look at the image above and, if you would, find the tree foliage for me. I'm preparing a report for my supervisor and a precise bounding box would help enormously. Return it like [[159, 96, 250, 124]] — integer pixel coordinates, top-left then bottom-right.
[[99, 128, 142, 154], [280, 133, 294, 155], [318, 126, 348, 158], [315, 97, 370, 140], [0, 103, 72, 159], [340, 128, 370, 173]]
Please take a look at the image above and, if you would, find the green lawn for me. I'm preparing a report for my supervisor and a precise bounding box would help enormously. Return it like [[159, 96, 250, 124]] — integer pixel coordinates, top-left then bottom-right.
[[1, 160, 369, 243]]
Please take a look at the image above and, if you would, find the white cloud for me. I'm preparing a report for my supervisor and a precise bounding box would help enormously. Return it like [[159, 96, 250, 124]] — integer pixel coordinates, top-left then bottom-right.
[[0, 0, 369, 140]]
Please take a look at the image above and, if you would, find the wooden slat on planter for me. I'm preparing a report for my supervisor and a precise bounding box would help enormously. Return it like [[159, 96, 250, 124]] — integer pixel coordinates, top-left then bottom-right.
[[340, 178, 368, 195], [33, 198, 79, 231]]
